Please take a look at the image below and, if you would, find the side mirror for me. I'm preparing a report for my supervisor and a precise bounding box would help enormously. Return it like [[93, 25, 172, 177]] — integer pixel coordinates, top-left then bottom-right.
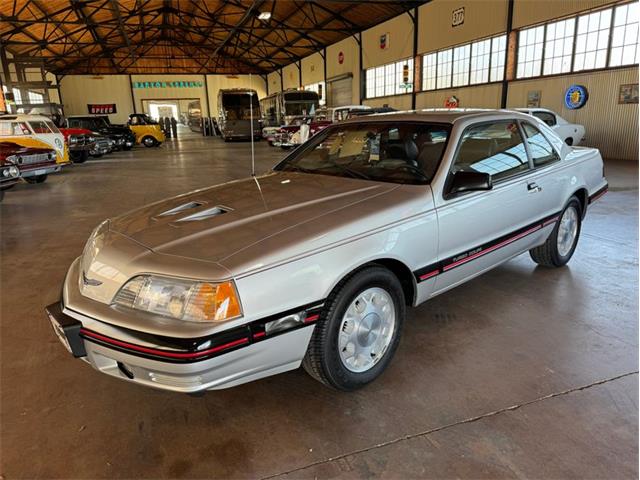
[[448, 170, 492, 196]]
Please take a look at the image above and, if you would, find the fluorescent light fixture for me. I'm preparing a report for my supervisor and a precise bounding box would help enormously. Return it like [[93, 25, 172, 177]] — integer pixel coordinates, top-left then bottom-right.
[[258, 11, 271, 20]]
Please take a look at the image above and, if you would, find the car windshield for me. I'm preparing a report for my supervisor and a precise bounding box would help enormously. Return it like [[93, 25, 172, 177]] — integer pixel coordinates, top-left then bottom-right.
[[275, 122, 451, 185], [70, 117, 107, 130]]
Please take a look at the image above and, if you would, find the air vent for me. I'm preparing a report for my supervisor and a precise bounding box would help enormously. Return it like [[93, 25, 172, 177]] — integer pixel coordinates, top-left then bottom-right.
[[176, 206, 231, 222], [157, 202, 203, 217]]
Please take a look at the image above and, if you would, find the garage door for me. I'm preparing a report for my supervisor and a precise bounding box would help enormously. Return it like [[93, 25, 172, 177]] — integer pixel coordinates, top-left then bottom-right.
[[327, 76, 353, 107]]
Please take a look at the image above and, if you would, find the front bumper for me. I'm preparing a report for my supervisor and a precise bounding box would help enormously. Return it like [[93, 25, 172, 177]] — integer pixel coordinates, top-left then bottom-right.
[[20, 163, 61, 177], [46, 298, 321, 393]]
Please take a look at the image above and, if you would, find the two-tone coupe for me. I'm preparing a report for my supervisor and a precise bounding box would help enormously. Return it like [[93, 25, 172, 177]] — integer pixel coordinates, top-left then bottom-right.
[[47, 109, 607, 393]]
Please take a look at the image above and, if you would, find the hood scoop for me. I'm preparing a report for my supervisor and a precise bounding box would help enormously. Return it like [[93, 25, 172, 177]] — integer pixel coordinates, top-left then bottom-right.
[[175, 205, 231, 222], [156, 201, 204, 217]]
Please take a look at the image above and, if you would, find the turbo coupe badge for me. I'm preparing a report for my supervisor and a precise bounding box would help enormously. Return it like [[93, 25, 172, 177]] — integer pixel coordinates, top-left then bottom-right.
[[564, 85, 588, 109]]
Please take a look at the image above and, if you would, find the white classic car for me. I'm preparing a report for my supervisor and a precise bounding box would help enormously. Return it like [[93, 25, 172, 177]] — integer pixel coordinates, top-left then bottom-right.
[[515, 108, 586, 146], [47, 109, 608, 393]]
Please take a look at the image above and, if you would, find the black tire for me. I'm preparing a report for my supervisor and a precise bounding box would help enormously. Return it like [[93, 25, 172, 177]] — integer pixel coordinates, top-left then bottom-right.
[[565, 137, 574, 146], [142, 136, 157, 148], [302, 266, 405, 391], [71, 150, 88, 163], [25, 174, 48, 184], [123, 145, 133, 151], [530, 196, 582, 267]]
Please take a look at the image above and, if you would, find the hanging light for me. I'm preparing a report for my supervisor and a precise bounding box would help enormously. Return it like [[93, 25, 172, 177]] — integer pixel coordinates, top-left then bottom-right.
[[258, 11, 271, 20]]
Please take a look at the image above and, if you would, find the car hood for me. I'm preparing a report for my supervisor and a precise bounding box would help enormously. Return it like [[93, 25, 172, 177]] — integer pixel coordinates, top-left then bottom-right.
[[108, 171, 405, 275], [99, 126, 131, 136]]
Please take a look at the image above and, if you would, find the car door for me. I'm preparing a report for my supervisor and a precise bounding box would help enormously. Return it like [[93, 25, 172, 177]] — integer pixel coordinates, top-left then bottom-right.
[[519, 120, 567, 221], [431, 119, 548, 296]]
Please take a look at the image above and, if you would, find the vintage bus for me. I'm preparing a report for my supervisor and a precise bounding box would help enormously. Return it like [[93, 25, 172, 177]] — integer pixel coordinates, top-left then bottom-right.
[[217, 89, 262, 140], [260, 89, 320, 128]]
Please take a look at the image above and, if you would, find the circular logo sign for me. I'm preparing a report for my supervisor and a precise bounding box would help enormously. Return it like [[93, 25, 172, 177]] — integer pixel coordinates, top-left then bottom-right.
[[444, 95, 459, 108], [54, 138, 63, 149], [338, 51, 344, 64], [564, 85, 588, 109]]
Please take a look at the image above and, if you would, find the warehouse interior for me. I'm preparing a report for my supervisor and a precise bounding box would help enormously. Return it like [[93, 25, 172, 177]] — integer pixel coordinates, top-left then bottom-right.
[[0, 0, 638, 478]]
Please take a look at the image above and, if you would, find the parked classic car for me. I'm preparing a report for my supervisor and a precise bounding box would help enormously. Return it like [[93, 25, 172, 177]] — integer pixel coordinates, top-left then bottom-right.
[[0, 122, 62, 183], [515, 108, 586, 146], [59, 126, 94, 163], [0, 143, 21, 202], [65, 115, 135, 151], [0, 114, 70, 167], [47, 109, 607, 393], [127, 113, 165, 147]]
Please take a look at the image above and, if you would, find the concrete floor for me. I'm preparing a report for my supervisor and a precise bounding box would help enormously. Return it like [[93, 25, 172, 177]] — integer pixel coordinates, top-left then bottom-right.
[[1, 134, 637, 479]]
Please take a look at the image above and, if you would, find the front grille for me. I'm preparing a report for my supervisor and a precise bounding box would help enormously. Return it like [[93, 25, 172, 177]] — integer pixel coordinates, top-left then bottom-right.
[[95, 138, 110, 148], [17, 153, 53, 165]]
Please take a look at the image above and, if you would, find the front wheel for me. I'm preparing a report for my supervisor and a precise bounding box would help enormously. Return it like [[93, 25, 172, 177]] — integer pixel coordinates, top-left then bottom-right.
[[303, 266, 405, 390], [142, 136, 158, 147], [25, 174, 48, 184], [71, 150, 89, 163], [530, 197, 582, 267]]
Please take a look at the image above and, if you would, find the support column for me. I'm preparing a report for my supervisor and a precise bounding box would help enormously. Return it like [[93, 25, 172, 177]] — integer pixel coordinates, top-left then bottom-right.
[[410, 7, 419, 110], [128, 74, 136, 113], [297, 60, 302, 88], [203, 74, 211, 117], [501, 0, 515, 109], [356, 33, 364, 104]]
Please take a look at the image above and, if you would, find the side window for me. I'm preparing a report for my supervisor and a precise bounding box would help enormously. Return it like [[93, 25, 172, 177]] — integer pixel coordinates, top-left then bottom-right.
[[28, 120, 52, 134], [533, 111, 556, 127], [522, 122, 560, 167], [69, 119, 80, 128], [452, 120, 530, 181]]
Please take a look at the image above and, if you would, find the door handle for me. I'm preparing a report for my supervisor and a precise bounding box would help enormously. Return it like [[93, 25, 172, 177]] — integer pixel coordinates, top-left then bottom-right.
[[527, 182, 542, 193]]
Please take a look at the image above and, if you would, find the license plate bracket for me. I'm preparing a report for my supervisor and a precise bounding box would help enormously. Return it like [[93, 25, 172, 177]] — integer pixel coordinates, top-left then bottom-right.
[[45, 302, 86, 358]]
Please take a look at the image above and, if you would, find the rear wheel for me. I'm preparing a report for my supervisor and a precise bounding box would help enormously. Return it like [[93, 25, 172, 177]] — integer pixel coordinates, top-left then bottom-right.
[[142, 136, 158, 148], [303, 266, 405, 390], [25, 174, 48, 184], [530, 197, 582, 267]]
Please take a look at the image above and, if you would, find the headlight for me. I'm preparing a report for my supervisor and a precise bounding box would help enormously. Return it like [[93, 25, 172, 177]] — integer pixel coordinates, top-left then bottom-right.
[[69, 136, 78, 144], [8, 165, 19, 178], [113, 275, 242, 323]]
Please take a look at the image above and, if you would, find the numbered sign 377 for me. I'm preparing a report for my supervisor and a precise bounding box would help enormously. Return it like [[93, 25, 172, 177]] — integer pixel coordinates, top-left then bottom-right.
[[88, 103, 117, 114], [452, 7, 465, 27]]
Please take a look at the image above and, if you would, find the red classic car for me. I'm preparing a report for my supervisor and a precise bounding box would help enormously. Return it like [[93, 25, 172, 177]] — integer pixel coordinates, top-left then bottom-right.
[[0, 141, 58, 185], [59, 127, 95, 163], [0, 144, 21, 202], [273, 116, 333, 149]]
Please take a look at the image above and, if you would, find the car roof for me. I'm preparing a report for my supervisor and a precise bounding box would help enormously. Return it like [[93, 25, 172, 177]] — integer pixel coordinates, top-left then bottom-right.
[[513, 107, 554, 113], [0, 113, 52, 122], [340, 108, 537, 125]]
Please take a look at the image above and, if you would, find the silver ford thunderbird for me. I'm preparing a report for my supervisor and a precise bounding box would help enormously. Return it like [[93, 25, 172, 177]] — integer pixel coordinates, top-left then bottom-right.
[[47, 109, 608, 393]]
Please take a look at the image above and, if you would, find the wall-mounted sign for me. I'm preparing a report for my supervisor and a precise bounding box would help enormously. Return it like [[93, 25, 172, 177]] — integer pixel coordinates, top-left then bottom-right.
[[618, 83, 639, 104], [564, 85, 588, 109], [132, 81, 203, 89], [444, 95, 459, 108], [380, 33, 389, 50], [88, 103, 117, 114], [338, 51, 344, 64], [527, 90, 541, 108], [452, 7, 465, 27]]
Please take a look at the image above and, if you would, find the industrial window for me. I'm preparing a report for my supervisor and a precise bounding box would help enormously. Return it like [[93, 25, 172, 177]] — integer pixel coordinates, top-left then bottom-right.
[[543, 18, 575, 75], [470, 39, 491, 85], [452, 44, 471, 87], [436, 49, 453, 88], [574, 8, 612, 71], [365, 58, 414, 99], [11, 88, 22, 104], [490, 35, 507, 81], [422, 53, 437, 90], [28, 91, 44, 104], [609, 2, 639, 67], [517, 25, 545, 78]]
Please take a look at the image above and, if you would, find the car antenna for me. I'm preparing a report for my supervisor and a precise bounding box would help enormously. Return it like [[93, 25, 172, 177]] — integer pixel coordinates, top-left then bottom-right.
[[249, 73, 256, 177]]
